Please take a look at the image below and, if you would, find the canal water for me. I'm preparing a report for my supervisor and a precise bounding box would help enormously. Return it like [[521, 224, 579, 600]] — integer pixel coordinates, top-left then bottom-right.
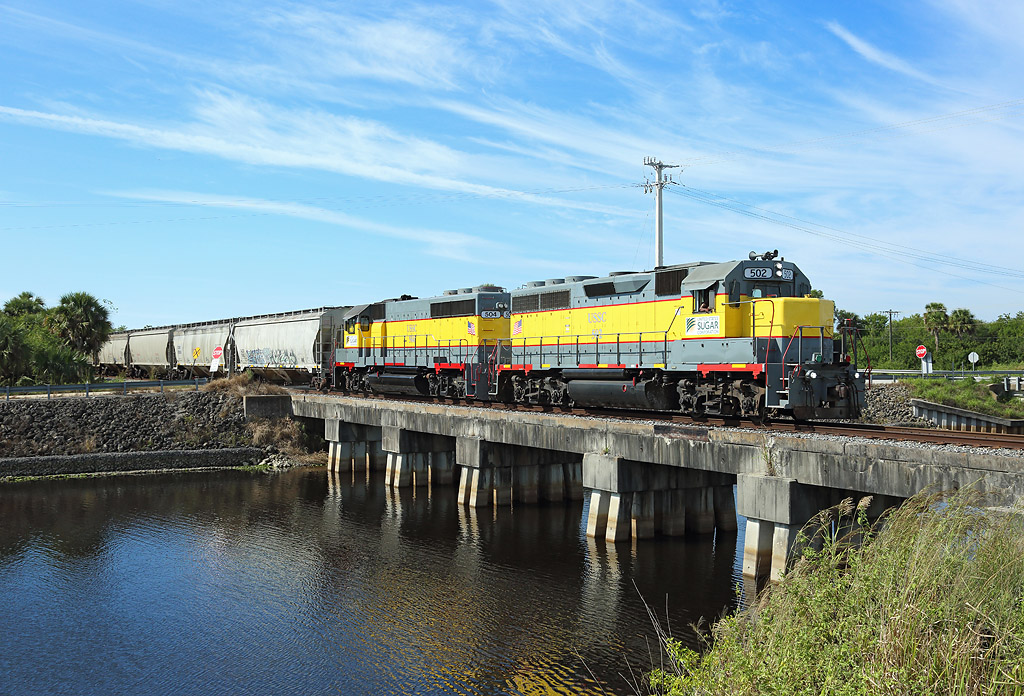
[[0, 466, 744, 695]]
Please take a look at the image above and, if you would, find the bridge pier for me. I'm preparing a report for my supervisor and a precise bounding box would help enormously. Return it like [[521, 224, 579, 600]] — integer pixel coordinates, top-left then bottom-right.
[[309, 398, 968, 585], [737, 474, 905, 581], [326, 421, 380, 476], [381, 427, 455, 489], [583, 453, 736, 543], [456, 437, 583, 507]]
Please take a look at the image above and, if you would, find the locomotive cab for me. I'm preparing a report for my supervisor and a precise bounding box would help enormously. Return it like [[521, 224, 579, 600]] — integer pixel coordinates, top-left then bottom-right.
[[731, 252, 864, 419]]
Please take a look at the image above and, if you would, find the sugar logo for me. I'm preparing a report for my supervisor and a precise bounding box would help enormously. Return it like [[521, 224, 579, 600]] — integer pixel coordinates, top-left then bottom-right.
[[685, 315, 720, 336]]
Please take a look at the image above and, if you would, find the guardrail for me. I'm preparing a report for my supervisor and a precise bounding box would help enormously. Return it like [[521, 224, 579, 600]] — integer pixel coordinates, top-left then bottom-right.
[[869, 370, 1024, 382], [3, 378, 208, 401]]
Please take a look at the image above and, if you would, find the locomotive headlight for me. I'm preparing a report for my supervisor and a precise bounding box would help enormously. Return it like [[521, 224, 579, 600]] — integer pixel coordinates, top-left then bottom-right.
[[775, 270, 783, 277], [775, 262, 783, 269], [495, 302, 508, 310], [809, 371, 818, 379], [855, 372, 861, 379]]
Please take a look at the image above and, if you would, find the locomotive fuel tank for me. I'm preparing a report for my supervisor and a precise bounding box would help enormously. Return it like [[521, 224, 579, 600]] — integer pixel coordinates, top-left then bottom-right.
[[566, 379, 674, 410], [365, 372, 430, 396]]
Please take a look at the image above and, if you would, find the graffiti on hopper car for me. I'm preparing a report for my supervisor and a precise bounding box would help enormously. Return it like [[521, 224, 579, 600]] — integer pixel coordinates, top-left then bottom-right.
[[241, 348, 300, 366]]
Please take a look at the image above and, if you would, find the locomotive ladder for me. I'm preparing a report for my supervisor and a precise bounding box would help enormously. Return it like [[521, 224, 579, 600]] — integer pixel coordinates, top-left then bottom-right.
[[777, 325, 828, 397]]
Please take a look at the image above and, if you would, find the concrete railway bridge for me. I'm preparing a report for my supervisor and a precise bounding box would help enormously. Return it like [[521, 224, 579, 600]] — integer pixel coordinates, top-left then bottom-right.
[[288, 394, 1024, 582]]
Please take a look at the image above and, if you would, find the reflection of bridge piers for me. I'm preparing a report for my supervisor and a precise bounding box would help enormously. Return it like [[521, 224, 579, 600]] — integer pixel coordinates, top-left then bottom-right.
[[299, 394, 1024, 583]]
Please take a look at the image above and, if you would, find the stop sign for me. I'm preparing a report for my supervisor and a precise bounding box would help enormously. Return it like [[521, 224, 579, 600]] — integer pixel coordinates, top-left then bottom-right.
[[916, 345, 927, 359], [213, 346, 223, 360]]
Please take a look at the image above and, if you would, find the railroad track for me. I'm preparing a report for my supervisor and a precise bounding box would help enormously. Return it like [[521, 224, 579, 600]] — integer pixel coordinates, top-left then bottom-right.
[[295, 388, 1024, 452]]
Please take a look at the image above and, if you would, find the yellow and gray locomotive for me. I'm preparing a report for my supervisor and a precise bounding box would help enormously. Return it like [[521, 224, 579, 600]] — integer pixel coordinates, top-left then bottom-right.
[[334, 252, 865, 420]]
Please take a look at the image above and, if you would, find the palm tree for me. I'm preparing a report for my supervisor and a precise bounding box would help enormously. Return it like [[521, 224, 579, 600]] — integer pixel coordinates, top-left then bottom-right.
[[948, 308, 977, 338], [923, 302, 949, 352], [3, 291, 46, 317], [0, 315, 28, 385], [31, 343, 91, 385], [48, 292, 112, 359]]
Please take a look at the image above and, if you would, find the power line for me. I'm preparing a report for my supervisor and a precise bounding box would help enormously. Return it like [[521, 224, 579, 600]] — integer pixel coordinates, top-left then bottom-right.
[[666, 185, 1024, 281], [664, 186, 1024, 294]]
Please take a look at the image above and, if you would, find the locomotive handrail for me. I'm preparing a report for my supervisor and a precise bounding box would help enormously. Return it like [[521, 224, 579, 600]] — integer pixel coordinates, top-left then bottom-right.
[[362, 336, 474, 368], [506, 331, 669, 367], [780, 325, 829, 374]]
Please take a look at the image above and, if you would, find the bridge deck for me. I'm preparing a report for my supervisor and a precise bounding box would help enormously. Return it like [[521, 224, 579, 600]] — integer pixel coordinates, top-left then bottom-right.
[[292, 393, 1024, 502]]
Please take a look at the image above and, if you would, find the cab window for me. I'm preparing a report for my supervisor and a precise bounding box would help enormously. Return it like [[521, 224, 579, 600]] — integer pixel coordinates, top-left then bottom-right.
[[359, 316, 372, 332], [694, 288, 714, 313]]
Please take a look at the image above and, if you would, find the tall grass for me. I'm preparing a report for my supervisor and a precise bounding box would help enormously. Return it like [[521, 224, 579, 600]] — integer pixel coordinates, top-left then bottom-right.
[[649, 489, 1024, 695], [201, 371, 288, 397]]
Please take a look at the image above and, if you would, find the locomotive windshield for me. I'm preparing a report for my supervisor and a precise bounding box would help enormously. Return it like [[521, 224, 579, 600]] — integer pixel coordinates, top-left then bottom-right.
[[750, 282, 794, 298]]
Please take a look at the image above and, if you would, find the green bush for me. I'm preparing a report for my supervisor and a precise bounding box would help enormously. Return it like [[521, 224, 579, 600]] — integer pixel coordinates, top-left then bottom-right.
[[650, 489, 1024, 695]]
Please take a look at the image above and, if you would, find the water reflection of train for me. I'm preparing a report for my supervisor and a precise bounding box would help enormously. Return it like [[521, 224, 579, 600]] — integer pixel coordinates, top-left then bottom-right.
[[96, 252, 866, 420]]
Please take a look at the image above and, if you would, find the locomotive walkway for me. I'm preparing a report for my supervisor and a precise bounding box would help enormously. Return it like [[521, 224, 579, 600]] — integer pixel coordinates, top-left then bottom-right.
[[289, 393, 1024, 581]]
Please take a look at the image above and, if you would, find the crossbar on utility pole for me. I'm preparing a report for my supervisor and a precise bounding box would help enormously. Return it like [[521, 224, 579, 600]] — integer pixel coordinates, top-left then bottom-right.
[[644, 157, 679, 268]]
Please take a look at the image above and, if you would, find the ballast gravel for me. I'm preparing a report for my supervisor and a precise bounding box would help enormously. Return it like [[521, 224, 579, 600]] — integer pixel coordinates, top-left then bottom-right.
[[311, 387, 1024, 459]]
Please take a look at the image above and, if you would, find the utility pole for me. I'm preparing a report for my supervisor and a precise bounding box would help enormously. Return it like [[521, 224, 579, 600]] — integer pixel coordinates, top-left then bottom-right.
[[644, 157, 679, 268], [882, 309, 900, 361]]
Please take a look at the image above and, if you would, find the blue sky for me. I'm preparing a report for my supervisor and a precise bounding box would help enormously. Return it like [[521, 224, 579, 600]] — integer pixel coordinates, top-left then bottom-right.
[[2, 0, 1023, 328]]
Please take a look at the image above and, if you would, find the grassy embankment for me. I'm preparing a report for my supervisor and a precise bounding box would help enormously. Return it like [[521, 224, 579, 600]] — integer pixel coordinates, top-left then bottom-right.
[[201, 373, 326, 463], [649, 489, 1024, 695], [902, 377, 1024, 419]]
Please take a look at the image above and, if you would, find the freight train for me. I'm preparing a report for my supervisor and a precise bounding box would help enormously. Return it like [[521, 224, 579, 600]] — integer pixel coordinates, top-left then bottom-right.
[[96, 252, 867, 420]]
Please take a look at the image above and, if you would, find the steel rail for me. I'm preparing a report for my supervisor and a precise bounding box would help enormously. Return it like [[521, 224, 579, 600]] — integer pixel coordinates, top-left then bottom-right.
[[296, 388, 1024, 452]]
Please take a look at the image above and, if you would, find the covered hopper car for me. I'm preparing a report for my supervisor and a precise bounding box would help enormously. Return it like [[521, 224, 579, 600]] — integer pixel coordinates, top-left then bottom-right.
[[95, 307, 348, 383]]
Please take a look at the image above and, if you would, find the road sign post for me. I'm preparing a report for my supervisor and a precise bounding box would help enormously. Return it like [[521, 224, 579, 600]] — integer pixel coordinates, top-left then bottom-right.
[[968, 351, 979, 373], [210, 346, 223, 374], [917, 345, 933, 375]]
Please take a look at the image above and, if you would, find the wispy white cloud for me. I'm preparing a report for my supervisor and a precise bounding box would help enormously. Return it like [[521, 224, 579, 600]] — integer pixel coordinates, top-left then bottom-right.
[[109, 189, 482, 259], [825, 21, 940, 87], [926, 0, 1024, 48], [0, 4, 211, 73], [108, 188, 574, 270], [252, 7, 480, 90], [0, 96, 636, 218]]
